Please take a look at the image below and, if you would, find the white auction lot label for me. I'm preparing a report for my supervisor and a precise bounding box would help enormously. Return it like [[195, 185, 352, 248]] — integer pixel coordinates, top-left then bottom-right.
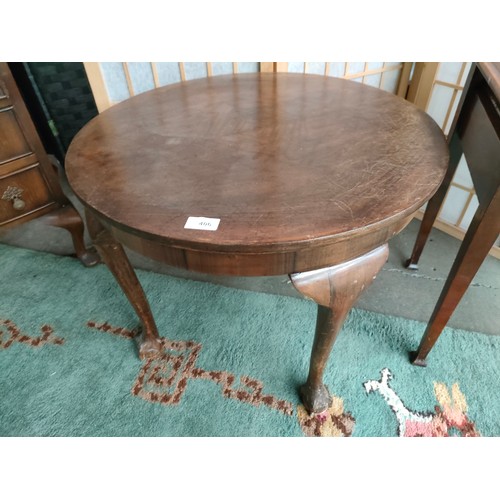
[[184, 216, 221, 231]]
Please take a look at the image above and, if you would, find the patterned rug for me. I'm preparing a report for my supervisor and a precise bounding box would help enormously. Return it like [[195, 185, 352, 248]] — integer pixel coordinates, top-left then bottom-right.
[[1, 243, 499, 436]]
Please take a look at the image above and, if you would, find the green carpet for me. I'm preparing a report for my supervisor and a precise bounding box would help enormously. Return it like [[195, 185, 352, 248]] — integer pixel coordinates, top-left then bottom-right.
[[1, 243, 499, 437]]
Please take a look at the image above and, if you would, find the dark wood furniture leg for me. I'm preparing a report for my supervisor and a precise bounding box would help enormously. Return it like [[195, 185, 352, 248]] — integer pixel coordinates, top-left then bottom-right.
[[405, 133, 462, 270], [291, 244, 389, 414], [44, 205, 100, 267], [85, 209, 163, 359], [410, 189, 500, 366]]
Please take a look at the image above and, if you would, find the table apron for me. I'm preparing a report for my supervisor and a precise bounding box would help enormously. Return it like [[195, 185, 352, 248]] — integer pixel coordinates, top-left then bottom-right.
[[104, 214, 414, 276]]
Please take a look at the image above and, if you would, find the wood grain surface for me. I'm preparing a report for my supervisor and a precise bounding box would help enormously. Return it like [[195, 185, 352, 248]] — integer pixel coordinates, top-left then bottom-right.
[[66, 73, 448, 275]]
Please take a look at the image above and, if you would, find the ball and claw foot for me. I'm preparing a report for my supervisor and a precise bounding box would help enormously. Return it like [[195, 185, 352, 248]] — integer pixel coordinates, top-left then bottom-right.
[[409, 351, 427, 367], [300, 382, 333, 414], [137, 330, 163, 360]]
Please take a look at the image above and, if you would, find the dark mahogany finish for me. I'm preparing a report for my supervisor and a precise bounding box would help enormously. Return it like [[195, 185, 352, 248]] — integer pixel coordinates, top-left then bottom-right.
[[291, 244, 389, 413], [85, 209, 162, 358], [407, 63, 500, 367], [67, 74, 448, 275], [0, 62, 98, 267], [66, 73, 448, 413]]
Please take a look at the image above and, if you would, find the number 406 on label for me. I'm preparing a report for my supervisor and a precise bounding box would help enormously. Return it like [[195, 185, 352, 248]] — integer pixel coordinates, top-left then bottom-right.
[[184, 216, 221, 231]]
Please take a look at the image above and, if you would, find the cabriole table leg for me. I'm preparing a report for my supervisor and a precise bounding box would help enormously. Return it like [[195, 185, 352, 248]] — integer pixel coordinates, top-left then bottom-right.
[[291, 244, 389, 414], [85, 209, 162, 359]]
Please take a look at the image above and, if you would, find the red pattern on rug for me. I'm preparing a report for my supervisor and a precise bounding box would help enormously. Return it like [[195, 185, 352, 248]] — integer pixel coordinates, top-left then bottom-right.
[[0, 318, 64, 349], [87, 320, 294, 416]]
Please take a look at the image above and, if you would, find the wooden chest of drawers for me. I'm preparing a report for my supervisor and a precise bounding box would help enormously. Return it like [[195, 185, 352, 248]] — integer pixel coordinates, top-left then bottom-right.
[[0, 62, 98, 266]]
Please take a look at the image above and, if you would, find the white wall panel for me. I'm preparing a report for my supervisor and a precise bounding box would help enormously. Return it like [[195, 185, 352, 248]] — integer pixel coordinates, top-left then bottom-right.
[[100, 63, 130, 102], [128, 63, 155, 94], [454, 155, 474, 189], [436, 62, 463, 84], [439, 186, 470, 225], [155, 63, 182, 86]]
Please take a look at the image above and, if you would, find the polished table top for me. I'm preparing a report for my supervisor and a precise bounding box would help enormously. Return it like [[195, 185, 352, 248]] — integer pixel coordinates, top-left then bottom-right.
[[66, 73, 448, 274]]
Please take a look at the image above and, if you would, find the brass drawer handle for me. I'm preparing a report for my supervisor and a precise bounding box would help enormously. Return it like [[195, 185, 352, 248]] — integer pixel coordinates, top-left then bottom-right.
[[2, 186, 26, 210]]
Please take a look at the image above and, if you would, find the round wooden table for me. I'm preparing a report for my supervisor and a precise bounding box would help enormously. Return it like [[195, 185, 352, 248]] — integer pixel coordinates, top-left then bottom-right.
[[66, 73, 448, 413]]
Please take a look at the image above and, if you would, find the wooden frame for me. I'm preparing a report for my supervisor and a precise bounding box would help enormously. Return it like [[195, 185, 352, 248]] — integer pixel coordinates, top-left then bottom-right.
[[273, 62, 410, 93], [406, 62, 440, 110], [85, 61, 411, 113], [85, 62, 248, 111], [397, 62, 413, 98], [83, 62, 112, 113]]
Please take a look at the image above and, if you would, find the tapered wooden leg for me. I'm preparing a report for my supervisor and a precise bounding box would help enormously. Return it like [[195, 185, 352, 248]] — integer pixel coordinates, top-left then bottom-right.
[[411, 189, 500, 366], [85, 209, 162, 359], [44, 205, 100, 267], [405, 133, 462, 270], [291, 244, 389, 414]]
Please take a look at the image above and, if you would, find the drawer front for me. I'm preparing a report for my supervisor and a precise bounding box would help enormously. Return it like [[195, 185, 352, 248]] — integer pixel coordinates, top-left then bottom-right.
[[0, 165, 53, 225], [0, 107, 32, 166]]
